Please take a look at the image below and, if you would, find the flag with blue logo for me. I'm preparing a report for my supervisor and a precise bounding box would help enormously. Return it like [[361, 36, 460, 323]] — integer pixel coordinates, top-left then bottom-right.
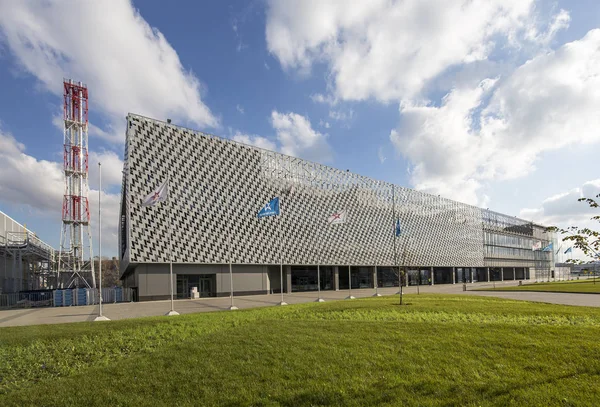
[[542, 242, 553, 252], [395, 219, 402, 237], [257, 197, 280, 218], [564, 247, 572, 254]]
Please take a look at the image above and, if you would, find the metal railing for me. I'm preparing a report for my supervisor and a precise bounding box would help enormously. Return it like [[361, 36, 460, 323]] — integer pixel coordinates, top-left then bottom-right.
[[0, 288, 133, 310], [5, 231, 55, 259], [0, 291, 54, 309]]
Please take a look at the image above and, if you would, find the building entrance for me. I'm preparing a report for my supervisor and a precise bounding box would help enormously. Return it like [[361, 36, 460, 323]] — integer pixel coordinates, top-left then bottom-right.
[[177, 274, 216, 298]]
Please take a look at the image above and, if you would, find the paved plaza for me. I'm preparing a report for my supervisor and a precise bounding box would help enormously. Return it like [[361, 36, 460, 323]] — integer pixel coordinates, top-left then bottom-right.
[[0, 281, 598, 328]]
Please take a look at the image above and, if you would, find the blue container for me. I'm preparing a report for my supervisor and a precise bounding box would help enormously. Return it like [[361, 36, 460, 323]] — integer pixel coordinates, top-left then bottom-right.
[[77, 288, 87, 306], [64, 289, 73, 306], [53, 290, 63, 307], [115, 287, 123, 302]]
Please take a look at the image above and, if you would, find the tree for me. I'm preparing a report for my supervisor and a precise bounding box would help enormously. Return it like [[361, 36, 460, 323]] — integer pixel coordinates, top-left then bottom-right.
[[93, 257, 122, 288], [548, 193, 600, 282]]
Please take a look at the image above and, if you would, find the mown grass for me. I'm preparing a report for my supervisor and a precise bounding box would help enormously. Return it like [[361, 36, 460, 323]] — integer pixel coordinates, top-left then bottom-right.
[[482, 280, 600, 294], [1, 295, 600, 406]]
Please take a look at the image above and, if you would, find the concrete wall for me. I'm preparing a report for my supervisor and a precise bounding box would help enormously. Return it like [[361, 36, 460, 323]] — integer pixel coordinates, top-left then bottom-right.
[[217, 265, 270, 297], [133, 263, 270, 300], [137, 264, 175, 301]]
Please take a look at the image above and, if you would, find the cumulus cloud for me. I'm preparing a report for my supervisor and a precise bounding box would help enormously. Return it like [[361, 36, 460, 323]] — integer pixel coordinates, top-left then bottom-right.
[[88, 150, 124, 190], [0, 0, 218, 143], [271, 111, 333, 163], [520, 180, 600, 226], [231, 112, 332, 162], [377, 146, 386, 164], [0, 131, 63, 213], [520, 180, 600, 262], [0, 129, 120, 255], [391, 30, 600, 205], [266, 0, 559, 102], [232, 131, 277, 151], [328, 109, 354, 122]]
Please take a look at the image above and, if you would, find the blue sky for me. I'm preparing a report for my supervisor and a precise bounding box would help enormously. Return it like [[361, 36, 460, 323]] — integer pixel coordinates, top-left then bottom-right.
[[0, 0, 599, 260]]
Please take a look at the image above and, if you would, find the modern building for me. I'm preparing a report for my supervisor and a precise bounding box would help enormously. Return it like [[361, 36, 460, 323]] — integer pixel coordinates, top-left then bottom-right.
[[0, 210, 54, 293], [119, 114, 554, 301]]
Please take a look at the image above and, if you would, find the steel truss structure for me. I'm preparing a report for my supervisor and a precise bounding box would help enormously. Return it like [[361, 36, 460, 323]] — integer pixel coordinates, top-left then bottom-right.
[[57, 79, 95, 289], [0, 211, 54, 293]]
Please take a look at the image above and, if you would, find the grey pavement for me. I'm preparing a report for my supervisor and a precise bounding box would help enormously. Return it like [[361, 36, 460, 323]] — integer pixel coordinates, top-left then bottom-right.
[[0, 280, 597, 328]]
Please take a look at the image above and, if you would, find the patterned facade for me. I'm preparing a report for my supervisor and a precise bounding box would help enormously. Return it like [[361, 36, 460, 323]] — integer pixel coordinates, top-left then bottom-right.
[[119, 114, 553, 277]]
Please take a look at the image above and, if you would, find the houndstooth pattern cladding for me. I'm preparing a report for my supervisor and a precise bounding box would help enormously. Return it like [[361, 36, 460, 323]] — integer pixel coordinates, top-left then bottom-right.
[[122, 114, 539, 268]]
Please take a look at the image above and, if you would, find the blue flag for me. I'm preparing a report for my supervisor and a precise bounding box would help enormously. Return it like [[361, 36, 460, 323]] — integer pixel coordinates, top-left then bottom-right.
[[395, 219, 402, 237], [542, 242, 553, 252], [257, 197, 280, 218], [564, 247, 572, 254]]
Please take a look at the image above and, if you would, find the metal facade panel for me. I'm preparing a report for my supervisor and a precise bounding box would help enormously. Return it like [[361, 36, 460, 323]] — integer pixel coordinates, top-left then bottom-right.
[[124, 115, 488, 267]]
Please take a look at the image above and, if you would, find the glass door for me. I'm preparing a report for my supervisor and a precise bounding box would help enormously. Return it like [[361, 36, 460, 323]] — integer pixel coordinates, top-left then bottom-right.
[[176, 275, 189, 299], [199, 277, 212, 297]]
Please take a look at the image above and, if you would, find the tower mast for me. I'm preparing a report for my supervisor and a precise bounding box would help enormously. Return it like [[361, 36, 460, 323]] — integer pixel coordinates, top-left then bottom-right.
[[57, 79, 95, 289]]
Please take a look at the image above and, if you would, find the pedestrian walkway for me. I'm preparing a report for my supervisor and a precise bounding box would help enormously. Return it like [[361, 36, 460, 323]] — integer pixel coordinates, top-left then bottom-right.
[[0, 280, 597, 327]]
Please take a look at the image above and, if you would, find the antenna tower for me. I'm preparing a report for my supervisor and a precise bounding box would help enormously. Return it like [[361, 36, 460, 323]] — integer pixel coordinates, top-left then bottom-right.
[[57, 79, 96, 289]]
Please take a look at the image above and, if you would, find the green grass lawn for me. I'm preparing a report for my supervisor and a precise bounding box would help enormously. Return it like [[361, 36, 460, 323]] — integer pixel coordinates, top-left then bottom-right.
[[1, 295, 600, 406], [480, 279, 600, 294]]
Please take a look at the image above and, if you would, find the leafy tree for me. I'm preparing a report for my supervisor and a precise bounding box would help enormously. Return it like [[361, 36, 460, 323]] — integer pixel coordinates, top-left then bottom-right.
[[93, 257, 122, 288], [548, 193, 600, 283]]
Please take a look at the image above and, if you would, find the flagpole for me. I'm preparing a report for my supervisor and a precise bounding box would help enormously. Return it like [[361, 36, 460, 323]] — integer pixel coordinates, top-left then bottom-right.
[[279, 197, 287, 306], [166, 174, 179, 316], [94, 162, 109, 321], [316, 264, 324, 302], [344, 205, 354, 299], [392, 185, 401, 301], [227, 193, 237, 310], [316, 187, 324, 303]]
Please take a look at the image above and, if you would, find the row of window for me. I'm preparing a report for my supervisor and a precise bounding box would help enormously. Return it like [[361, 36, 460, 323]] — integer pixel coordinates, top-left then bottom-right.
[[484, 245, 534, 260], [484, 232, 543, 249]]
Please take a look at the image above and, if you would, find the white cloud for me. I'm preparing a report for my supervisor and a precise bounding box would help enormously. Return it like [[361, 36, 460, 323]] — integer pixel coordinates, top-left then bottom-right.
[[236, 104, 245, 114], [524, 8, 570, 47], [520, 180, 600, 262], [377, 146, 386, 164], [0, 130, 63, 213], [520, 180, 600, 226], [318, 119, 330, 129], [266, 0, 559, 102], [328, 109, 354, 122], [391, 29, 600, 205], [271, 111, 332, 163], [88, 150, 124, 190], [390, 80, 497, 205], [0, 0, 218, 143], [232, 132, 277, 151], [311, 93, 338, 106], [0, 128, 120, 255]]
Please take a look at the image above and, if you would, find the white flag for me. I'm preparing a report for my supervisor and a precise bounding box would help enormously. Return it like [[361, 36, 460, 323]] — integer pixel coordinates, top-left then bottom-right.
[[532, 240, 542, 251], [328, 209, 347, 225], [142, 180, 168, 207]]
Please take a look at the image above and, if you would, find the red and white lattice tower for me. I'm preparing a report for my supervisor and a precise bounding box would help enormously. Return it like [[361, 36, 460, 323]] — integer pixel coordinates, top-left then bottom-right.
[[57, 79, 96, 289]]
